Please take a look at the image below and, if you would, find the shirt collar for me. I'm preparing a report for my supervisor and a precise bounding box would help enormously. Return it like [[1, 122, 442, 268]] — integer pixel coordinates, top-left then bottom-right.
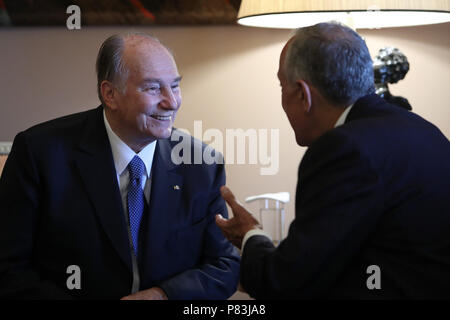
[[103, 109, 156, 177], [334, 104, 354, 128]]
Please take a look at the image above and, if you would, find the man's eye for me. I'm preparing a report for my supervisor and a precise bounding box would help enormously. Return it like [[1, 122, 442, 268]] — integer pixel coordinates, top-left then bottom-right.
[[144, 86, 160, 92]]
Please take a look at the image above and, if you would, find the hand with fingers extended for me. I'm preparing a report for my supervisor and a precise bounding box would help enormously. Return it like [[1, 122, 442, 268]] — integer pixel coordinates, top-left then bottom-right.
[[215, 186, 261, 249]]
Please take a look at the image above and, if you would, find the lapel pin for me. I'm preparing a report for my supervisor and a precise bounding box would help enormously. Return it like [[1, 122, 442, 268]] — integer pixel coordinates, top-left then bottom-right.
[[173, 185, 180, 190]]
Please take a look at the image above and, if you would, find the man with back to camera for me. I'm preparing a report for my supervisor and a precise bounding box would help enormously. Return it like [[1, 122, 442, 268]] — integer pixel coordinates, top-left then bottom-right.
[[216, 22, 450, 299], [0, 33, 240, 299]]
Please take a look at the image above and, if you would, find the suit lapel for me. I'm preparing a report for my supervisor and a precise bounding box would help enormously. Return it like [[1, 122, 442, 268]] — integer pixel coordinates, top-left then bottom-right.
[[143, 137, 184, 260], [73, 106, 132, 271]]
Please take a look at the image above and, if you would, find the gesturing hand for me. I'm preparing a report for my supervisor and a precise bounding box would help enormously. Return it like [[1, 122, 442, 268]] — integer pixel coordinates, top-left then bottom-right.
[[215, 186, 261, 249]]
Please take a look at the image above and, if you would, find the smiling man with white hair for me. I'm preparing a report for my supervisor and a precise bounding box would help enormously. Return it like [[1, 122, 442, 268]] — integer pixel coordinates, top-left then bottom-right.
[[0, 33, 240, 300]]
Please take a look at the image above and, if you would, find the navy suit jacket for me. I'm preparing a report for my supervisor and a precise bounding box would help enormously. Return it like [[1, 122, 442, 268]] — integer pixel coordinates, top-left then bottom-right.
[[0, 106, 240, 299], [241, 94, 450, 299]]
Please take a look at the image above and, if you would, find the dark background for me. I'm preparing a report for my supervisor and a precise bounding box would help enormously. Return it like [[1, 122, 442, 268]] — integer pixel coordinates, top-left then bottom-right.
[[0, 0, 243, 26]]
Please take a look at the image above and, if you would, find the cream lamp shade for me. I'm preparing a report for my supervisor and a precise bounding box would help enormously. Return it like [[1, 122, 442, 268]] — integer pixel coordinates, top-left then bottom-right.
[[237, 0, 450, 29]]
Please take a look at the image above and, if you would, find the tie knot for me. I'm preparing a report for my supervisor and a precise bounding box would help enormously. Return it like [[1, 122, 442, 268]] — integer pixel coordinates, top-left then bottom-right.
[[128, 156, 146, 180]]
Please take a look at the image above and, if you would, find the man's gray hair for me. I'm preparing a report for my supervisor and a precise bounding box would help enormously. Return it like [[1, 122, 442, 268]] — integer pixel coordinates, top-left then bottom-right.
[[285, 22, 375, 106], [95, 32, 162, 105]]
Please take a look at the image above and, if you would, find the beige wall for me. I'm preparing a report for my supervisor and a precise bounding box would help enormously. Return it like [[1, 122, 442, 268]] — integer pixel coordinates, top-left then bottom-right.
[[0, 23, 449, 299]]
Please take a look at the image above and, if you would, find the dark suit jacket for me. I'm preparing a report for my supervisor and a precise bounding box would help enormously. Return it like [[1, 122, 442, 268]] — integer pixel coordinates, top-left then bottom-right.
[[0, 106, 240, 299], [241, 94, 450, 299]]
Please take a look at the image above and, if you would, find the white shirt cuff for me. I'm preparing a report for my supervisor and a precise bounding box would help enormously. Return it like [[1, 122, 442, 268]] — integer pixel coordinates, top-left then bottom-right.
[[241, 229, 272, 253]]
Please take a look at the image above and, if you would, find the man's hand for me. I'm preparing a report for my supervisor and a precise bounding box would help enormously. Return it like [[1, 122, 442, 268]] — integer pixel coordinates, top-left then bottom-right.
[[120, 287, 168, 300], [215, 186, 261, 249]]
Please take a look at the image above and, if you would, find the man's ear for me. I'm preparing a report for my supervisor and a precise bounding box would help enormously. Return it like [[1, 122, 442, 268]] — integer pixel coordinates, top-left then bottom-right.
[[100, 80, 118, 110], [296, 79, 312, 113]]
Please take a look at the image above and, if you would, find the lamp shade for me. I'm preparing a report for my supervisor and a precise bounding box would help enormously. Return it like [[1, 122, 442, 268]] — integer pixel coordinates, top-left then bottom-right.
[[237, 0, 450, 29]]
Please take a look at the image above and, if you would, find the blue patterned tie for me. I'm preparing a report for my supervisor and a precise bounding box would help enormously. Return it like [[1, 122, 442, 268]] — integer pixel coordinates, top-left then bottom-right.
[[127, 156, 146, 256]]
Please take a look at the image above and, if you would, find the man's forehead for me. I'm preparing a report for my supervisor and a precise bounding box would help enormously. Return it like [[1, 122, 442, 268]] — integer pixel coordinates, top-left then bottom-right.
[[278, 37, 296, 78], [123, 37, 168, 59], [281, 37, 295, 61], [123, 40, 176, 69], [124, 33, 160, 47]]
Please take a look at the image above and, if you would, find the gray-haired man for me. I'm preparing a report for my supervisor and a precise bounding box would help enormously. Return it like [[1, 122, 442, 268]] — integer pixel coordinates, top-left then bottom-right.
[[216, 22, 450, 299], [0, 33, 240, 300]]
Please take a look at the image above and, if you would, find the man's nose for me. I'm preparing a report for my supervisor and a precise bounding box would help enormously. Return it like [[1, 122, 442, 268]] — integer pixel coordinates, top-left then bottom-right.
[[160, 87, 179, 109]]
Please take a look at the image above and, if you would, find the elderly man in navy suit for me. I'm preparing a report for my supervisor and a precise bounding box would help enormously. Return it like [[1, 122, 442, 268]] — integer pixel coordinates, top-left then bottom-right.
[[0, 33, 240, 299], [216, 22, 450, 299]]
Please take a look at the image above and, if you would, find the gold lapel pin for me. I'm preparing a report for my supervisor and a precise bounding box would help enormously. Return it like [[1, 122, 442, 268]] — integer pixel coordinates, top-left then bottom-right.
[[173, 185, 180, 190]]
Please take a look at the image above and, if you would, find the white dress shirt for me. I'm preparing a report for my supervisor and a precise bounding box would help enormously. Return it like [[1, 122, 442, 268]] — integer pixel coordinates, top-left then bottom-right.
[[334, 104, 354, 128], [241, 104, 354, 252], [103, 109, 157, 293], [103, 109, 156, 215]]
